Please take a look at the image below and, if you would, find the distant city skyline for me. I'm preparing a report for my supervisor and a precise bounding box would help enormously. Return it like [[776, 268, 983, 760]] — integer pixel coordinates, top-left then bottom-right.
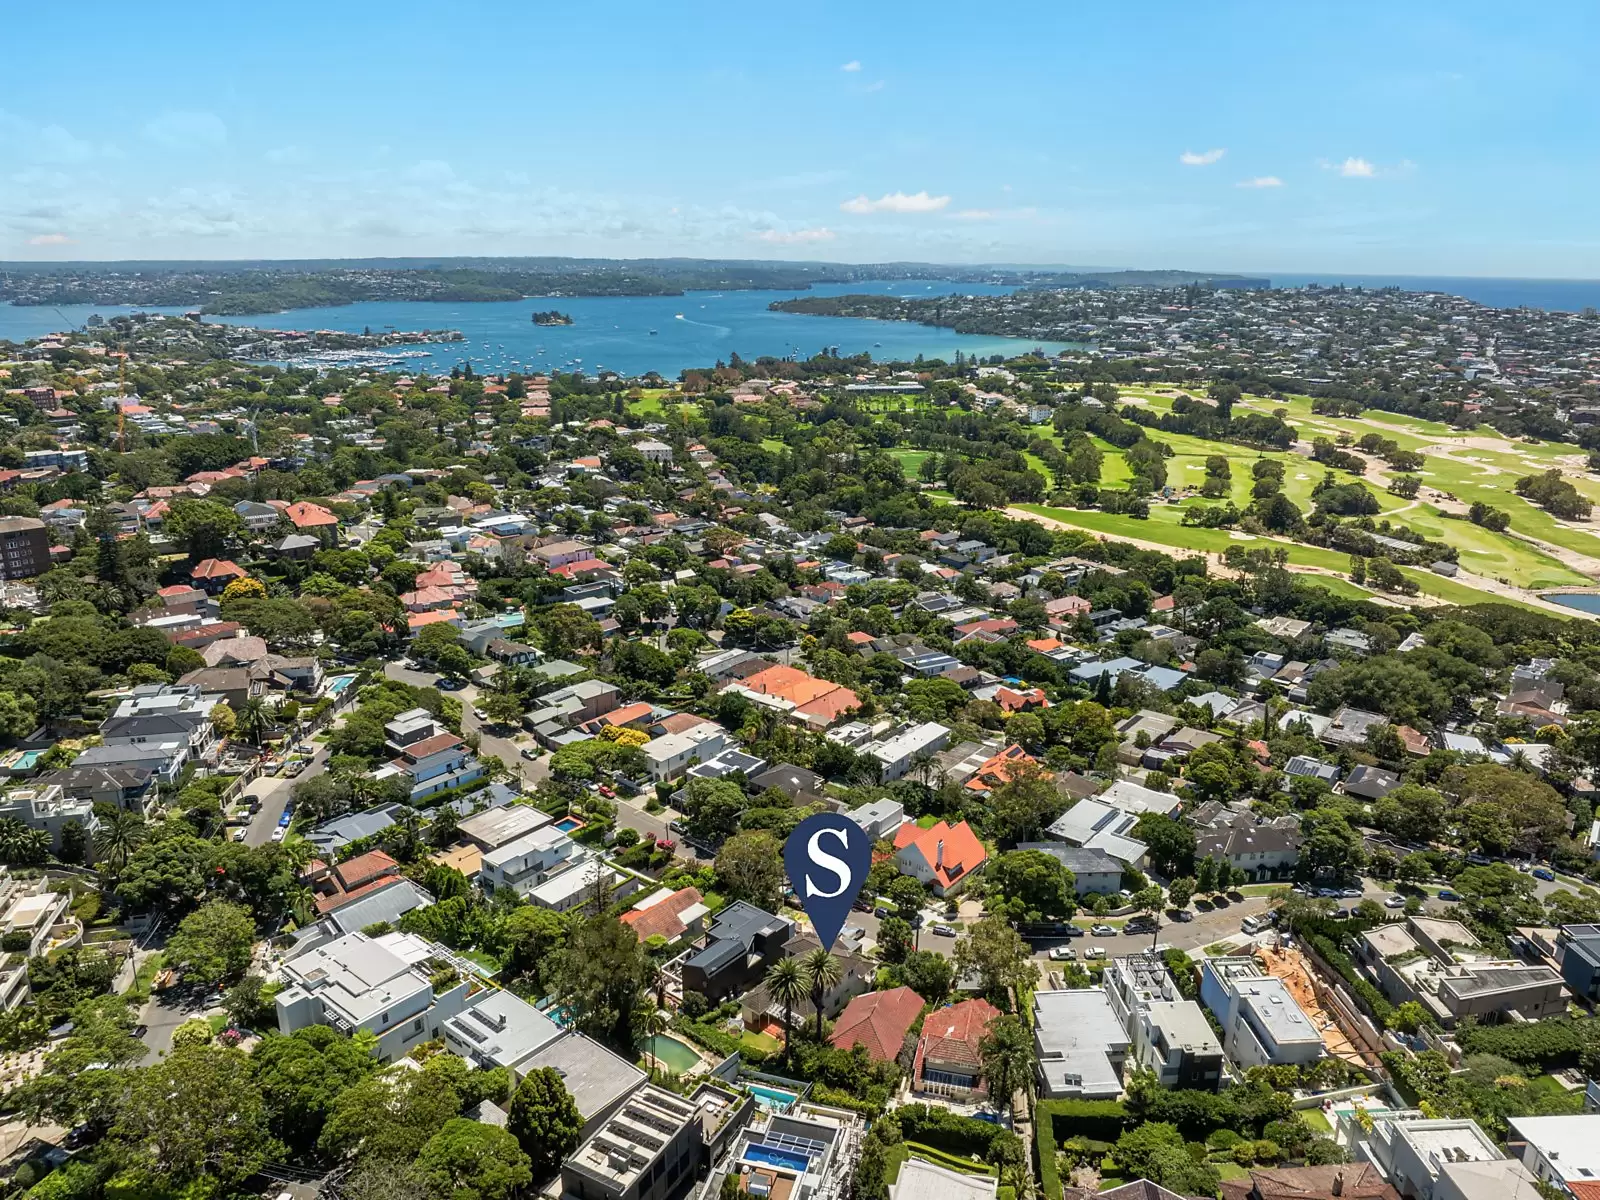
[[3, 1, 1597, 276]]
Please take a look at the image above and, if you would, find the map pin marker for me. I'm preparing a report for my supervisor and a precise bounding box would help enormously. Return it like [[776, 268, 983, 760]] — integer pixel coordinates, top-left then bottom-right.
[[783, 811, 873, 953]]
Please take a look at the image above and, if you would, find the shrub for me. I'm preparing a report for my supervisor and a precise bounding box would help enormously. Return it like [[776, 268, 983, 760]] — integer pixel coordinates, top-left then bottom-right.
[[896, 1104, 1002, 1157]]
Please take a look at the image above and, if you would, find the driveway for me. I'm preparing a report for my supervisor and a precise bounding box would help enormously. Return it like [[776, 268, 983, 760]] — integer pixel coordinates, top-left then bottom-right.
[[242, 736, 334, 846]]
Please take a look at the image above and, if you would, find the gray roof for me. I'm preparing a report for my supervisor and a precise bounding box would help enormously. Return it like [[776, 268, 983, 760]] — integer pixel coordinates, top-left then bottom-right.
[[1016, 842, 1123, 878], [1032, 989, 1130, 1097], [521, 1031, 645, 1119], [306, 805, 404, 852], [443, 990, 564, 1071], [326, 879, 433, 936]]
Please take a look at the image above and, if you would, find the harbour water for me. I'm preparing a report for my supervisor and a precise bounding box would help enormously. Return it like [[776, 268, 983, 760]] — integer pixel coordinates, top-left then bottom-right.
[[10, 273, 1600, 377]]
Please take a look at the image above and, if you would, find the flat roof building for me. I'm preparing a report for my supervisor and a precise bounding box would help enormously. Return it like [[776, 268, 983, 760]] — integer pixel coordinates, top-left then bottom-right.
[[1031, 989, 1130, 1100]]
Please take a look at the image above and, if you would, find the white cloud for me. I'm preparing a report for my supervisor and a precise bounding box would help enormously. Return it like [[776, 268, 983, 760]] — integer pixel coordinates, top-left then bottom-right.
[[1236, 176, 1283, 188], [142, 110, 227, 150], [751, 227, 836, 244], [863, 80, 886, 92], [839, 190, 950, 214], [952, 209, 995, 221], [1337, 156, 1376, 177], [26, 233, 72, 246], [1179, 148, 1226, 166], [840, 60, 861, 72]]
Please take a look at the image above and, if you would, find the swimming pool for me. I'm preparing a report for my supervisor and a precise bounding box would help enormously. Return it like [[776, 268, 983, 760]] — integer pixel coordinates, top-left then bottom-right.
[[742, 1144, 811, 1173], [554, 816, 585, 833], [746, 1084, 799, 1111], [326, 674, 357, 698], [642, 1034, 701, 1074]]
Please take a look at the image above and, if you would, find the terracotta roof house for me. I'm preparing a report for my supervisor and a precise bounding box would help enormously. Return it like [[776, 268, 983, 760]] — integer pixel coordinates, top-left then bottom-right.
[[912, 997, 1001, 1097], [201, 635, 269, 668], [964, 744, 1035, 793], [893, 820, 987, 896], [1220, 1165, 1399, 1200], [619, 887, 708, 943], [995, 685, 1050, 713], [305, 849, 404, 914], [830, 986, 924, 1062], [727, 664, 860, 730], [190, 558, 247, 593], [284, 501, 339, 531]]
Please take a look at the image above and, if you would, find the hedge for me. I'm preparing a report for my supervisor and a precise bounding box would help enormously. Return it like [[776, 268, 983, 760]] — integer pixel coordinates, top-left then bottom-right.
[[895, 1104, 1003, 1157], [1302, 931, 1394, 1028], [1035, 1100, 1132, 1199], [903, 1143, 997, 1176]]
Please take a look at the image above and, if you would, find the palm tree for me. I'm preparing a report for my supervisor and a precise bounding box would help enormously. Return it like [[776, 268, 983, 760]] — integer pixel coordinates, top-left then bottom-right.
[[640, 1008, 669, 1081], [0, 818, 48, 866], [765, 958, 808, 1063], [800, 948, 842, 1042], [93, 810, 147, 877], [234, 697, 271, 747], [979, 1014, 1035, 1119]]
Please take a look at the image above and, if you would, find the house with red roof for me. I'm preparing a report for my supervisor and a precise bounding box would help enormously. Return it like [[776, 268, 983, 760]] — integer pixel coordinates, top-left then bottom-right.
[[725, 664, 860, 731], [893, 820, 987, 896], [619, 886, 708, 943], [189, 558, 248, 594], [912, 998, 1002, 1097], [964, 744, 1035, 794], [830, 986, 924, 1063], [304, 849, 404, 914], [283, 501, 339, 541], [995, 685, 1050, 713]]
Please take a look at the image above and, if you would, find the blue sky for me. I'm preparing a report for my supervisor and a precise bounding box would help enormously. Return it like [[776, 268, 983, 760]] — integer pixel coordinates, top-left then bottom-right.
[[3, 1, 1597, 276]]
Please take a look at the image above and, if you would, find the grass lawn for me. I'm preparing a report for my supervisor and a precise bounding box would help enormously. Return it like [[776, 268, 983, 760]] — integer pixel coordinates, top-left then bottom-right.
[[1213, 1163, 1253, 1182], [1301, 1108, 1333, 1134], [460, 949, 503, 975], [740, 1031, 782, 1055], [901, 1143, 998, 1176], [915, 814, 941, 828]]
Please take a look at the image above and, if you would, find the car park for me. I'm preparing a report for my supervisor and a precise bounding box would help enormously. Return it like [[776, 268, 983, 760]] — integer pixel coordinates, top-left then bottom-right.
[[1047, 946, 1076, 961], [1090, 923, 1117, 936]]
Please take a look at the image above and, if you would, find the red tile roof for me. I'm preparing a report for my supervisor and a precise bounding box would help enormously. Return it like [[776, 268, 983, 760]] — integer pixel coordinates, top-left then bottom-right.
[[284, 500, 338, 528], [830, 986, 924, 1062], [893, 820, 986, 890], [402, 732, 464, 761], [964, 744, 1035, 793], [334, 849, 400, 891], [619, 887, 704, 942], [914, 997, 1002, 1083], [191, 558, 246, 580]]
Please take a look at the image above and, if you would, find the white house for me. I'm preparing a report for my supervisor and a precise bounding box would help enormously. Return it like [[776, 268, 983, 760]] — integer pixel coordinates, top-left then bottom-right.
[[640, 724, 733, 783], [866, 722, 950, 782]]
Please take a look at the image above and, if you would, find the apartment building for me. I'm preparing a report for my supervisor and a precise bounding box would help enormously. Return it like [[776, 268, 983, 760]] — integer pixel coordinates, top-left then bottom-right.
[[1103, 953, 1224, 1092], [866, 721, 951, 782], [641, 723, 734, 783], [1032, 988, 1131, 1100], [0, 785, 98, 856], [0, 517, 50, 580], [561, 1085, 706, 1200]]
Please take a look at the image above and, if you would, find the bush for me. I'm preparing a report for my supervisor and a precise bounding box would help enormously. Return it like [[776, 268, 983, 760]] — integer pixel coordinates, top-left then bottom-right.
[[1207, 1129, 1242, 1150], [1, 931, 31, 953]]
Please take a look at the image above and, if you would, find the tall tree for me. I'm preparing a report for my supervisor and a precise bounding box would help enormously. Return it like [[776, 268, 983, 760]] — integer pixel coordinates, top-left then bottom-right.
[[507, 1066, 583, 1178], [979, 1015, 1035, 1118], [765, 957, 809, 1062], [801, 948, 842, 1041]]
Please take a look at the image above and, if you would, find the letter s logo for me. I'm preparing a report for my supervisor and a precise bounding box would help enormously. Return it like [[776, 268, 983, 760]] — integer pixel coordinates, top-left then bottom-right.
[[805, 827, 852, 899]]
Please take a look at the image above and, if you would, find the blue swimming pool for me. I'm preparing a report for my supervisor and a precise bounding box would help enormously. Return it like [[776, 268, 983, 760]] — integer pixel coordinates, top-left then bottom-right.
[[746, 1084, 799, 1111], [326, 674, 356, 698], [554, 816, 585, 833], [742, 1144, 811, 1173]]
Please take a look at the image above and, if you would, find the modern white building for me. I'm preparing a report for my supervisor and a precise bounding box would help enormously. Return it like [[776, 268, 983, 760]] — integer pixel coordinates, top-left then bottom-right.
[[1349, 1110, 1508, 1200], [275, 930, 476, 1062], [478, 825, 582, 897], [640, 724, 733, 782], [1199, 956, 1323, 1068], [866, 722, 950, 782], [1102, 954, 1224, 1092], [849, 798, 906, 842], [441, 987, 564, 1077], [1031, 989, 1131, 1099], [1507, 1115, 1600, 1195]]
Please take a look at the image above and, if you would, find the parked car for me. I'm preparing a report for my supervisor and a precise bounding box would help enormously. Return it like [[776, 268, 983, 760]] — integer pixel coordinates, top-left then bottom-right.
[[1340, 887, 1363, 898], [1533, 867, 1556, 881], [232, 828, 248, 842], [1385, 894, 1407, 908], [1241, 914, 1271, 934], [1438, 888, 1462, 902], [1061, 924, 1086, 938], [598, 785, 615, 798], [284, 760, 307, 778], [270, 828, 286, 843], [1173, 909, 1194, 922], [520, 747, 540, 759], [1047, 946, 1076, 961], [1083, 946, 1107, 960], [1090, 923, 1117, 937], [472, 707, 487, 721], [930, 924, 957, 937], [277, 813, 292, 828]]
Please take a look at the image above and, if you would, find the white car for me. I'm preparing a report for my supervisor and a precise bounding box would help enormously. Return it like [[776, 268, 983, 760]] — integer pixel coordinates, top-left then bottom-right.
[[232, 828, 248, 842], [1047, 946, 1076, 961], [1385, 894, 1408, 908], [1083, 946, 1107, 960], [270, 827, 286, 843]]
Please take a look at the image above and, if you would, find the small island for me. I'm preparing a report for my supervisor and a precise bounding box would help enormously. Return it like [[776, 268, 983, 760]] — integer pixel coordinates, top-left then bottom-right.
[[531, 310, 575, 326]]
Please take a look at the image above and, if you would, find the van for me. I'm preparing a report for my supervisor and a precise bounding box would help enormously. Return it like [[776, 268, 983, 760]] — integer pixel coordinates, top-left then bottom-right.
[[1084, 946, 1107, 960], [1241, 914, 1269, 935]]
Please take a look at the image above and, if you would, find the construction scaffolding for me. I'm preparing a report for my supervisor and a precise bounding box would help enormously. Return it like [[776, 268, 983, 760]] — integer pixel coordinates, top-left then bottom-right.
[[1253, 942, 1380, 1067]]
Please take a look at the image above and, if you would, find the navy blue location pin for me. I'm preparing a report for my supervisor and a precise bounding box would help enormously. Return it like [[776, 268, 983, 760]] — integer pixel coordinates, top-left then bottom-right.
[[783, 812, 873, 952]]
